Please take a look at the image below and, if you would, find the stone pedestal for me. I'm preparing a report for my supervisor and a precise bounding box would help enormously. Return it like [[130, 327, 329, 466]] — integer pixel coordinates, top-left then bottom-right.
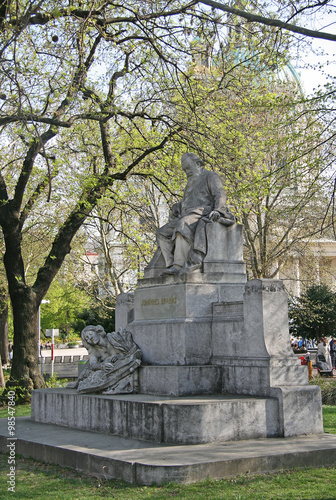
[[32, 221, 323, 458], [129, 273, 246, 367], [212, 279, 323, 437], [124, 277, 323, 436], [31, 389, 280, 445], [214, 279, 309, 393]]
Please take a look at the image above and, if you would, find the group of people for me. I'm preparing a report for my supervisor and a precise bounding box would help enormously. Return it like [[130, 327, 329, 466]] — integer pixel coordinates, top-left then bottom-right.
[[317, 337, 336, 372], [292, 337, 336, 373]]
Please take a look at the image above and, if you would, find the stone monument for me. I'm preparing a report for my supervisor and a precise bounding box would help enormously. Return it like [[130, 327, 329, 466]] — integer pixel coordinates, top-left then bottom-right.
[[125, 152, 322, 436], [28, 152, 324, 484]]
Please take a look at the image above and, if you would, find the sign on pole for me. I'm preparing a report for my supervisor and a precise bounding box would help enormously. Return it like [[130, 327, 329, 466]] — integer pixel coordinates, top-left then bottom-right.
[[45, 329, 59, 337]]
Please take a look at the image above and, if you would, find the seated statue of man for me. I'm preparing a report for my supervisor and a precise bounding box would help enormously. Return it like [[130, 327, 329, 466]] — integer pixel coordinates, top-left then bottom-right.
[[156, 152, 234, 276]]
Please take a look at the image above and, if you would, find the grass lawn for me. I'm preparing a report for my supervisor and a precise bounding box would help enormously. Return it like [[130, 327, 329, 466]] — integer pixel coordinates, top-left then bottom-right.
[[0, 404, 31, 418], [323, 405, 336, 434], [0, 405, 335, 499], [0, 456, 336, 499]]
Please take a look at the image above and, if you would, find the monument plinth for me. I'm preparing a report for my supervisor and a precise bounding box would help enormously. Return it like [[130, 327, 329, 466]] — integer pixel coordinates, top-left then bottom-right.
[[26, 153, 326, 484], [127, 222, 322, 445]]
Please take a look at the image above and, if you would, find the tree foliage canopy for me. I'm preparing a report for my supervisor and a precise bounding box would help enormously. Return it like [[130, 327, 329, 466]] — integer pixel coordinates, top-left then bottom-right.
[[289, 284, 336, 340], [0, 0, 335, 389], [1, 0, 227, 388]]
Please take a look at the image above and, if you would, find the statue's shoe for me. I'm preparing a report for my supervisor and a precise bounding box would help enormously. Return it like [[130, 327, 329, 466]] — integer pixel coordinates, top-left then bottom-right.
[[161, 265, 182, 275], [179, 263, 202, 275]]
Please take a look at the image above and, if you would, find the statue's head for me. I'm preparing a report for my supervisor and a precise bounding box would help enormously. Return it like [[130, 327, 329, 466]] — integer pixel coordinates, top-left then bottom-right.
[[81, 325, 106, 349], [181, 153, 204, 176]]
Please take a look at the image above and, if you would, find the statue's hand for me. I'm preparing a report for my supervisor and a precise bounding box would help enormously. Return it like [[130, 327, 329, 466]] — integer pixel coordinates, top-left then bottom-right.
[[209, 210, 221, 222], [170, 202, 181, 219], [110, 355, 120, 363], [103, 362, 114, 372]]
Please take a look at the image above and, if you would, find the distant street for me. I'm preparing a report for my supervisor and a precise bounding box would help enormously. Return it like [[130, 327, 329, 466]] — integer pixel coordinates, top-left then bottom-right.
[[40, 347, 88, 358], [39, 346, 88, 378]]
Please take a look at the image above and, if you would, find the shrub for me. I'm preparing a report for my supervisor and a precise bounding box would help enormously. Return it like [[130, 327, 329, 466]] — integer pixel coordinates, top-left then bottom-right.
[[0, 378, 31, 405], [45, 374, 68, 388], [310, 377, 336, 405]]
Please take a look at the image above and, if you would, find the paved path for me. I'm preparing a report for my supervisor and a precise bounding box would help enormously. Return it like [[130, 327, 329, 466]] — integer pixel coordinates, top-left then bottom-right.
[[40, 347, 88, 358], [1, 416, 336, 485]]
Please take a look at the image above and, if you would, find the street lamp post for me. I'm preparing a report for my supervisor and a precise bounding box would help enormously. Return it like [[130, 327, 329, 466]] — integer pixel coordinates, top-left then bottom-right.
[[38, 299, 50, 375]]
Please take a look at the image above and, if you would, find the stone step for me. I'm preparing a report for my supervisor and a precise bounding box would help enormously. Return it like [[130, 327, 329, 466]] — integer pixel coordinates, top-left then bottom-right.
[[32, 388, 280, 445], [0, 416, 335, 485]]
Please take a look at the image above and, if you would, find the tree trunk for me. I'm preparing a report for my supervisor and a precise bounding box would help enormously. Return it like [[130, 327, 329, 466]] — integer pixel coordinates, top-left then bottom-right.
[[0, 358, 5, 388], [0, 292, 9, 365], [0, 357, 5, 388], [9, 285, 44, 389]]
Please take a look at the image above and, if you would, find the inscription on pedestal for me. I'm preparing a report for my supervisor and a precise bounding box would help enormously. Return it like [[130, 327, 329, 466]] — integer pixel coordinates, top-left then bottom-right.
[[141, 296, 177, 307], [135, 286, 186, 320]]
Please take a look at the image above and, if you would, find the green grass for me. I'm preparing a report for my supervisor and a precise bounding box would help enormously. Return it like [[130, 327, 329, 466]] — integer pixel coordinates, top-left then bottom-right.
[[323, 405, 336, 434], [0, 455, 336, 499], [0, 405, 335, 499], [0, 404, 31, 418]]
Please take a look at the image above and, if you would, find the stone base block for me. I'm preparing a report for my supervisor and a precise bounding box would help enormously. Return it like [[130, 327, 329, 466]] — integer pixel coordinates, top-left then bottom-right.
[[129, 318, 212, 365], [219, 356, 309, 396], [270, 385, 324, 437], [139, 365, 221, 396], [31, 389, 280, 445], [130, 276, 245, 366]]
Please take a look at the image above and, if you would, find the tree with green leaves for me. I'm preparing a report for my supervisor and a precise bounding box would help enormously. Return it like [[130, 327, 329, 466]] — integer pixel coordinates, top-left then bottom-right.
[[0, 0, 334, 394], [0, 0, 229, 390], [3, 1, 281, 392], [40, 280, 92, 340], [289, 284, 336, 340], [166, 28, 333, 279], [81, 153, 185, 301], [199, 0, 336, 42]]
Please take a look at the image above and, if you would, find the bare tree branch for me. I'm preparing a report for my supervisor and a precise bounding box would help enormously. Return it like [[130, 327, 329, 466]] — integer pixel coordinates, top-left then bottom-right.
[[199, 0, 336, 41]]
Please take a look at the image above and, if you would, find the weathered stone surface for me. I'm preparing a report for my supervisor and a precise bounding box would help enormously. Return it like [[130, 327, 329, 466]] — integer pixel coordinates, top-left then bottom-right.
[[2, 415, 334, 486], [243, 279, 295, 358], [31, 389, 280, 444], [212, 280, 309, 393], [209, 279, 323, 436], [129, 273, 245, 366], [115, 293, 134, 331], [69, 326, 142, 395], [1, 417, 334, 486], [130, 318, 212, 365], [270, 385, 324, 437], [220, 357, 308, 395], [139, 365, 221, 396], [134, 283, 216, 321], [203, 223, 246, 278]]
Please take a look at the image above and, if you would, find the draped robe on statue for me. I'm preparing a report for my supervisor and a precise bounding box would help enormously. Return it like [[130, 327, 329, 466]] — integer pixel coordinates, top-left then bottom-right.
[[156, 168, 229, 266]]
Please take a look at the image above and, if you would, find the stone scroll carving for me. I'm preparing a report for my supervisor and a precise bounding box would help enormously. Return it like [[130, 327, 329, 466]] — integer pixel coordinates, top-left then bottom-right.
[[69, 325, 142, 395]]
